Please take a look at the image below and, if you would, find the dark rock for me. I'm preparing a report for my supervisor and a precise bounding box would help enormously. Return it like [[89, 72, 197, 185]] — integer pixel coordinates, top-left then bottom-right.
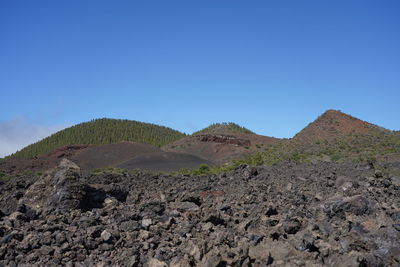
[[381, 179, 391, 188], [283, 218, 302, 234], [47, 160, 86, 211], [390, 210, 400, 222], [266, 207, 278, 217], [324, 195, 374, 218], [140, 201, 165, 216], [249, 167, 258, 177], [181, 195, 202, 206], [200, 252, 225, 267], [55, 232, 67, 245], [0, 231, 23, 244], [119, 221, 140, 232], [174, 222, 194, 237], [291, 232, 319, 253], [13, 191, 23, 200], [374, 170, 383, 178], [205, 214, 226, 226], [0, 161, 398, 266]]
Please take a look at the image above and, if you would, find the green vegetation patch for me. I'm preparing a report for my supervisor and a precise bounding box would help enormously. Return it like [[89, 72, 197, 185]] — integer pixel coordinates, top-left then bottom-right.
[[0, 170, 43, 181], [10, 118, 187, 159], [0, 172, 14, 181], [91, 167, 166, 176], [173, 163, 238, 176], [91, 167, 141, 176], [193, 122, 254, 135]]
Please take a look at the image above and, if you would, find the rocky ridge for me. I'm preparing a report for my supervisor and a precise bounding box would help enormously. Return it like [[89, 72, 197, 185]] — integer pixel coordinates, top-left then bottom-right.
[[0, 159, 399, 266]]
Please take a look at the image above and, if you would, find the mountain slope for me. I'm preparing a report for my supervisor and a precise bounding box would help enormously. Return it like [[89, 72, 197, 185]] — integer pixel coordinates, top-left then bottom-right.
[[293, 109, 389, 143], [164, 121, 279, 163], [239, 110, 400, 166], [10, 118, 187, 158]]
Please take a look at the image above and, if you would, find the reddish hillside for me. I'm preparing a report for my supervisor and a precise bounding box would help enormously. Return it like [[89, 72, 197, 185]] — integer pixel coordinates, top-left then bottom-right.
[[0, 142, 162, 173], [293, 109, 388, 143], [0, 145, 90, 174], [163, 132, 280, 164]]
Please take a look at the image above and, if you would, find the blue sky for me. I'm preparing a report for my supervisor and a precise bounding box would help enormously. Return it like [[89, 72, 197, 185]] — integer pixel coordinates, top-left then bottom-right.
[[0, 1, 399, 156]]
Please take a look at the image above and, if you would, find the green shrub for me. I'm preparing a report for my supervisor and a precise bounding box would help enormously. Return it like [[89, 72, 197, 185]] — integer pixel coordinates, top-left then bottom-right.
[[0, 172, 15, 181]]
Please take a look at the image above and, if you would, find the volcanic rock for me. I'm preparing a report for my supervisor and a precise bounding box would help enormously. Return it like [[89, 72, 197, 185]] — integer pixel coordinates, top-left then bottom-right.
[[0, 161, 399, 266]]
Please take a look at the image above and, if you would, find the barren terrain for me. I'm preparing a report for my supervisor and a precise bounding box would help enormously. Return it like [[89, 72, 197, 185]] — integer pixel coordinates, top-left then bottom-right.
[[0, 159, 399, 266]]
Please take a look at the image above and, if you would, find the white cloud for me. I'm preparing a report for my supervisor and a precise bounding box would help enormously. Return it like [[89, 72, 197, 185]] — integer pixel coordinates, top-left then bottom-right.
[[0, 117, 68, 158]]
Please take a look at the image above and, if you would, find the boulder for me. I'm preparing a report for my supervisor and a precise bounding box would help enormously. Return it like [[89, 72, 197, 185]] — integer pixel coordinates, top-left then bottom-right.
[[324, 195, 374, 218], [19, 159, 124, 213]]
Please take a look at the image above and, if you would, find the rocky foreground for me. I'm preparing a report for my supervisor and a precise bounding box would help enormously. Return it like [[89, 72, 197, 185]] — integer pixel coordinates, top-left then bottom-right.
[[0, 159, 400, 266]]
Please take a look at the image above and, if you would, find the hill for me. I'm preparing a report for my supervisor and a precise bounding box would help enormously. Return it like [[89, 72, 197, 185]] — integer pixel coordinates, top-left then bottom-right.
[[9, 118, 187, 158], [293, 109, 389, 143], [236, 110, 400, 167], [193, 122, 254, 135], [2, 110, 399, 175], [164, 123, 279, 163], [1, 142, 200, 174]]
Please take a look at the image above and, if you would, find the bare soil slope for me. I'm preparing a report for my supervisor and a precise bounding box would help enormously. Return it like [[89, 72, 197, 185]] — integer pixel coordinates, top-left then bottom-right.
[[69, 142, 163, 170], [116, 151, 212, 172], [0, 142, 163, 173], [0, 145, 90, 174]]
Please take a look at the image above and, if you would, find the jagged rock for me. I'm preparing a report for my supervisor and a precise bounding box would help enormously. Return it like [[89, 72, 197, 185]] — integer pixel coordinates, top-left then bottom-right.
[[0, 230, 23, 244], [374, 170, 384, 178], [19, 159, 82, 211], [200, 251, 224, 267], [0, 162, 399, 265], [324, 195, 374, 218], [119, 221, 140, 232], [17, 159, 127, 213], [283, 218, 302, 234]]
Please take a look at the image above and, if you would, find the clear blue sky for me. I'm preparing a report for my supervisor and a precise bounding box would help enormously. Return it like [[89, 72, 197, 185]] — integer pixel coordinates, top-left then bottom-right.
[[0, 1, 399, 156]]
